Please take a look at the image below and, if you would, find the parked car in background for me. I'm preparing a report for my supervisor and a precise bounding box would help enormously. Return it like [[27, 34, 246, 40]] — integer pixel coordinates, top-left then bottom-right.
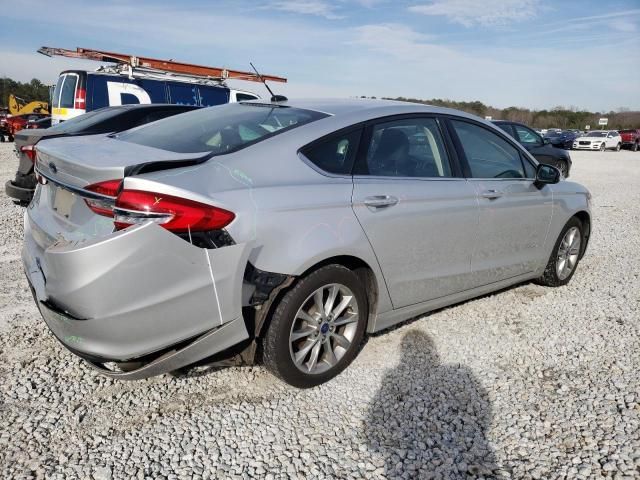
[[23, 99, 591, 387], [27, 117, 52, 130], [573, 131, 622, 151], [543, 130, 581, 150], [619, 129, 640, 151], [5, 104, 199, 203], [0, 110, 9, 142], [4, 113, 50, 140], [493, 120, 572, 177]]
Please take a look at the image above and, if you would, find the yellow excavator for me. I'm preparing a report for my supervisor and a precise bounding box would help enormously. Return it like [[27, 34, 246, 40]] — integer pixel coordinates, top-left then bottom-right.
[[8, 94, 49, 115]]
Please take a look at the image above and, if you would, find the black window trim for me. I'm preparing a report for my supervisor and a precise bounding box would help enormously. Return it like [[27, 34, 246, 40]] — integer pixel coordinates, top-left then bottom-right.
[[443, 116, 538, 181]]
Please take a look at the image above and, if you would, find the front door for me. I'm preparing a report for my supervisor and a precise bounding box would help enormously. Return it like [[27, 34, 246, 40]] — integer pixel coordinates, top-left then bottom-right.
[[351, 116, 479, 309], [448, 119, 553, 286]]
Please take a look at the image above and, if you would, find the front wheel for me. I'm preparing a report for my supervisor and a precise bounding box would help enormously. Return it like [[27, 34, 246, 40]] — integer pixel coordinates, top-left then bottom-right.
[[600, 143, 606, 152], [536, 217, 583, 287], [262, 265, 368, 388]]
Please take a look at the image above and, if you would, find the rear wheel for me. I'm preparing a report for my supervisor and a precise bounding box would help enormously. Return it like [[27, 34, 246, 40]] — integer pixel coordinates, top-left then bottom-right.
[[616, 143, 621, 151], [262, 265, 368, 388], [632, 142, 638, 152], [536, 217, 583, 287]]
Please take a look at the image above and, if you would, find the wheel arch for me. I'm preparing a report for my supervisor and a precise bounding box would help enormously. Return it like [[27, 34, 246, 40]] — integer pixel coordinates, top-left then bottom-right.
[[254, 254, 381, 339], [573, 210, 591, 258]]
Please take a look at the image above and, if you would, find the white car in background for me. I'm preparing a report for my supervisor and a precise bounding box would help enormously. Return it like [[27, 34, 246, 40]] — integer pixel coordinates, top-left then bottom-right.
[[573, 130, 622, 151]]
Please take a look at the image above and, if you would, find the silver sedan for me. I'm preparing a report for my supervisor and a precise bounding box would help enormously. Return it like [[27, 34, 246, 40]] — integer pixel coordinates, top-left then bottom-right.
[[23, 99, 591, 387]]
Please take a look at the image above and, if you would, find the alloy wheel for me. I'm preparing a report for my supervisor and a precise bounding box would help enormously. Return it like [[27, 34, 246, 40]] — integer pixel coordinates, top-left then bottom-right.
[[289, 283, 359, 374], [556, 226, 581, 281]]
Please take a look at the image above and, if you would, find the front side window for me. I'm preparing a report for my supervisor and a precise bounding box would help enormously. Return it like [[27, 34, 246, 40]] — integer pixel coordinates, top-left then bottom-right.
[[302, 129, 362, 175], [451, 120, 525, 179], [359, 117, 452, 178], [59, 74, 78, 109], [513, 125, 542, 146], [118, 104, 327, 154]]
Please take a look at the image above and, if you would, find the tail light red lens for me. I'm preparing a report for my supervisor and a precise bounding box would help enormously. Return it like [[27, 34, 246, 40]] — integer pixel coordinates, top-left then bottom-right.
[[84, 179, 122, 217], [74, 88, 86, 109], [20, 145, 37, 163], [113, 190, 235, 233]]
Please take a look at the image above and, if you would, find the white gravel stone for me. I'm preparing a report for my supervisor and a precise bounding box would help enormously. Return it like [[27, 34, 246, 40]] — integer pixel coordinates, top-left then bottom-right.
[[0, 143, 639, 479]]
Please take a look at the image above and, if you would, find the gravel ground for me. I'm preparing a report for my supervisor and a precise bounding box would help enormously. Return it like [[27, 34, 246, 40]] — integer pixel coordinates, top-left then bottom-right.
[[0, 142, 639, 479]]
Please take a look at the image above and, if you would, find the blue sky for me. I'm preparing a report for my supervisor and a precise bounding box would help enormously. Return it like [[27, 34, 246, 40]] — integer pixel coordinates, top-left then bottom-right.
[[1, 0, 639, 111]]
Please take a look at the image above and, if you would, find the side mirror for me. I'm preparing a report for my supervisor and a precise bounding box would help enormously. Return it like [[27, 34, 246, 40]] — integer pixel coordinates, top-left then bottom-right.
[[543, 137, 551, 145], [535, 164, 561, 186]]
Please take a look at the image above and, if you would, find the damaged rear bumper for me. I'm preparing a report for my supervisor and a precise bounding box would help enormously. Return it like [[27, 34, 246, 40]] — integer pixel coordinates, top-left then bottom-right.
[[23, 218, 251, 378]]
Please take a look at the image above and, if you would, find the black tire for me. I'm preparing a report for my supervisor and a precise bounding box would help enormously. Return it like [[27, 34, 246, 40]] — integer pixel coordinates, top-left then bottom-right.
[[632, 142, 638, 152], [7, 134, 13, 142], [616, 143, 621, 152], [262, 264, 368, 388], [536, 217, 583, 287], [600, 143, 606, 152], [0, 135, 5, 143]]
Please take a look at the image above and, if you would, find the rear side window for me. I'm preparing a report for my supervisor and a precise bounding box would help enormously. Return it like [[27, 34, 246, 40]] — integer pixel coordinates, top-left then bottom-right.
[[236, 93, 259, 102], [495, 123, 514, 136], [451, 120, 525, 179], [513, 125, 542, 146], [60, 75, 78, 109], [302, 129, 362, 175], [118, 104, 328, 154]]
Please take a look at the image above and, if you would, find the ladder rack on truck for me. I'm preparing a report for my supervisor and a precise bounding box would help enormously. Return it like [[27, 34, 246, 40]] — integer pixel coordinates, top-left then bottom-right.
[[37, 46, 287, 84]]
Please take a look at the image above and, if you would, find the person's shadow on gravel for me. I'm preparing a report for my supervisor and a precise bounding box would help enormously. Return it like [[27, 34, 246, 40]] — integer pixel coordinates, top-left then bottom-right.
[[364, 330, 502, 479]]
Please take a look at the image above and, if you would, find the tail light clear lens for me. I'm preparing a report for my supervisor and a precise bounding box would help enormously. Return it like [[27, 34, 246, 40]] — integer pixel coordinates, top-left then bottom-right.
[[113, 190, 235, 233], [74, 88, 86, 109], [20, 145, 37, 163], [84, 179, 122, 217]]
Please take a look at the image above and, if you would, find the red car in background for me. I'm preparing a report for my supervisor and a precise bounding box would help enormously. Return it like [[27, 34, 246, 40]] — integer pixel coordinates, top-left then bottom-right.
[[4, 113, 50, 141], [619, 129, 640, 151]]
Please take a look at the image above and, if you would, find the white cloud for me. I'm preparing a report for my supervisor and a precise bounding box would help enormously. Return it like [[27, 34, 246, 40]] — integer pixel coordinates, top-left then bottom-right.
[[267, 1, 344, 19], [608, 19, 637, 32], [408, 0, 541, 27]]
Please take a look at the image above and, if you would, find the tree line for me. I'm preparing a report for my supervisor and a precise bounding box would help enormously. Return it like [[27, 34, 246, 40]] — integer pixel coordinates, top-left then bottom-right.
[[380, 97, 640, 130], [0, 78, 51, 109]]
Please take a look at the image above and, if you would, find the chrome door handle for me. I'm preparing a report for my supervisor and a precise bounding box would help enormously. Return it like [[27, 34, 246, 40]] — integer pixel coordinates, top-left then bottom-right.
[[364, 195, 399, 209], [480, 189, 503, 199]]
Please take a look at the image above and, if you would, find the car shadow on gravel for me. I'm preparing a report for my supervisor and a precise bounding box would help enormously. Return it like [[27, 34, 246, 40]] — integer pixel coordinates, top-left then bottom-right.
[[364, 330, 504, 479]]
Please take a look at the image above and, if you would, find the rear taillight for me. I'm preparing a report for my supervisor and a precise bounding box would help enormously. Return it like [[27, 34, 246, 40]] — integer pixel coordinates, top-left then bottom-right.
[[113, 190, 235, 233], [74, 88, 86, 109], [20, 145, 37, 163], [84, 179, 122, 217]]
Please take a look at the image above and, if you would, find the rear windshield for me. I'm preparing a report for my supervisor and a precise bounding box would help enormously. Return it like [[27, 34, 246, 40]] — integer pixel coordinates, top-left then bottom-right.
[[117, 103, 328, 154], [52, 76, 64, 108]]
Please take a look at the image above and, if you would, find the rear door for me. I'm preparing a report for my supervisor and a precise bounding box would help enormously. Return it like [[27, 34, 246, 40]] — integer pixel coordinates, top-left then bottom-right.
[[447, 118, 552, 286], [51, 72, 84, 124], [351, 115, 479, 309]]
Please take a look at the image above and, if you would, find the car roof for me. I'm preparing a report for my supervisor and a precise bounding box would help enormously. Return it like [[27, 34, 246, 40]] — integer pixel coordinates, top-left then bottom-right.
[[256, 98, 481, 120]]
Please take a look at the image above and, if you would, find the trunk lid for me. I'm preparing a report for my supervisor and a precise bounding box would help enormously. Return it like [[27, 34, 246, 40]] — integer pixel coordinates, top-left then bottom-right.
[[35, 134, 209, 188], [30, 135, 210, 250]]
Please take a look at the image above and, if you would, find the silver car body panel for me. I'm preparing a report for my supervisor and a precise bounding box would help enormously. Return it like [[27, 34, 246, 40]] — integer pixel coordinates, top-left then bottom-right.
[[23, 98, 591, 376], [23, 216, 250, 360]]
